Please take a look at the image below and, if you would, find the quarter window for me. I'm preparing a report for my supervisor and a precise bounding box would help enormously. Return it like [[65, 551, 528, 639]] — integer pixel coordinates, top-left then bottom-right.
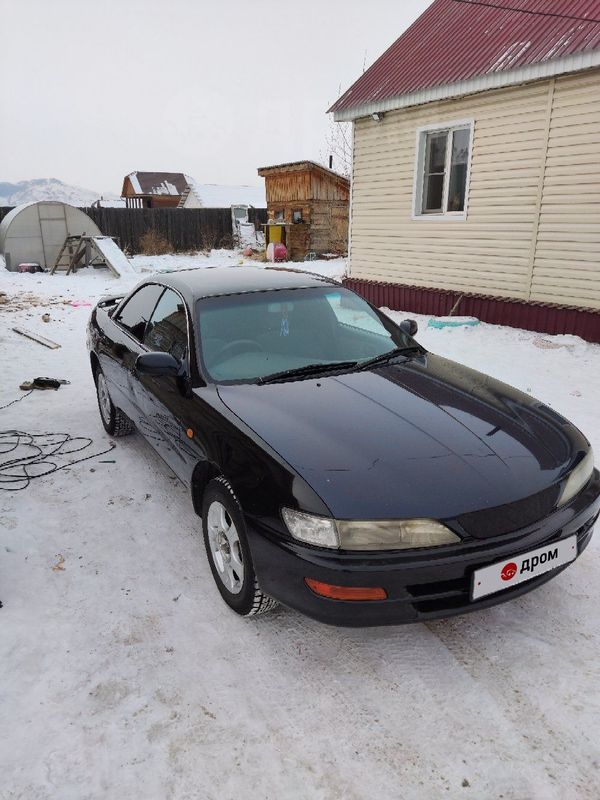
[[415, 121, 473, 218], [143, 288, 188, 361], [115, 284, 164, 341]]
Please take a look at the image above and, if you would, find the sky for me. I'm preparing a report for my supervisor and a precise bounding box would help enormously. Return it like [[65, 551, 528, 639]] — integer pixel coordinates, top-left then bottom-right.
[[0, 0, 430, 194]]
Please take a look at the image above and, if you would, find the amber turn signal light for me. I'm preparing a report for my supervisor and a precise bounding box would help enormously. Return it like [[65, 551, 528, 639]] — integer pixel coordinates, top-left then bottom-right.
[[304, 578, 387, 601]]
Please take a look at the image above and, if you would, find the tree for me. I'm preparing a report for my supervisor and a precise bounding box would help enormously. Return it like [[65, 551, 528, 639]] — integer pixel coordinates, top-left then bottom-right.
[[320, 114, 353, 179]]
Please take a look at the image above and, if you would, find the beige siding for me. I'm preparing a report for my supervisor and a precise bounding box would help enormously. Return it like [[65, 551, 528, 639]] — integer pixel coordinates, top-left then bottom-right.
[[350, 69, 600, 309], [530, 71, 600, 308]]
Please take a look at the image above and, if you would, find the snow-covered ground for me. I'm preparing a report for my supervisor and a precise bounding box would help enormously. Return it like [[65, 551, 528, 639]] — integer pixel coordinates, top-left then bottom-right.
[[1, 252, 599, 800], [129, 248, 346, 282]]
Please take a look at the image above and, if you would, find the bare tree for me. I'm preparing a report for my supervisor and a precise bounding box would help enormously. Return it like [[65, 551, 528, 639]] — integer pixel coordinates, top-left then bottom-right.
[[320, 71, 367, 178], [321, 115, 353, 178]]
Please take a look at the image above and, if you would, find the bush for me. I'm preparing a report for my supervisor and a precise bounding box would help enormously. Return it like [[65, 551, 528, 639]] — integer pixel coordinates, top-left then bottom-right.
[[139, 229, 172, 255]]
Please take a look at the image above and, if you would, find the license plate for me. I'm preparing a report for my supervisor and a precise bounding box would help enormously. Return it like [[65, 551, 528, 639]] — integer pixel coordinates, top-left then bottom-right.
[[471, 534, 578, 601]]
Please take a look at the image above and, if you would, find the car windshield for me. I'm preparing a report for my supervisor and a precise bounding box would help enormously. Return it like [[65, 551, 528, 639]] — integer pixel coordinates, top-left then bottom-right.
[[196, 286, 416, 384]]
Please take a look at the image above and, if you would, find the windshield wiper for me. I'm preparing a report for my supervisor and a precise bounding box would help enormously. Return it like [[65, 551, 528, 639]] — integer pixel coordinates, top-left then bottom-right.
[[358, 345, 423, 371], [257, 360, 358, 385]]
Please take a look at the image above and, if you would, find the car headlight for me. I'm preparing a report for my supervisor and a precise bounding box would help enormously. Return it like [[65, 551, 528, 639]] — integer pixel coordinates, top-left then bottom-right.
[[336, 519, 461, 550], [558, 448, 594, 508], [281, 508, 460, 551], [281, 508, 339, 548]]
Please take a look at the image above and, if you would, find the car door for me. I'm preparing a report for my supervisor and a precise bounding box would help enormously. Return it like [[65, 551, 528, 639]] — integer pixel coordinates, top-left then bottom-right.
[[136, 288, 197, 480], [103, 283, 164, 426]]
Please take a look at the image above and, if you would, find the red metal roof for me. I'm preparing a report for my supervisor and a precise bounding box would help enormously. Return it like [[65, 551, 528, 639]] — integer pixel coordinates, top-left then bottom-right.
[[330, 0, 600, 114]]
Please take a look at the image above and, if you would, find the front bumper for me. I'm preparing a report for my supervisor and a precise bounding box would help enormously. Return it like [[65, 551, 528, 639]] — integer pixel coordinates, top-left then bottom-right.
[[246, 473, 600, 627]]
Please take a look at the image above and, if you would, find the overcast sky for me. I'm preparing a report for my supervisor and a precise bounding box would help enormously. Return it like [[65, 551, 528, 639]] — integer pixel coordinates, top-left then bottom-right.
[[0, 0, 430, 194]]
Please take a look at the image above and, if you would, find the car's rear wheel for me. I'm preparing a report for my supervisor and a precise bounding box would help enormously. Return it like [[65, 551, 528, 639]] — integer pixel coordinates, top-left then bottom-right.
[[202, 477, 278, 616], [94, 368, 135, 437]]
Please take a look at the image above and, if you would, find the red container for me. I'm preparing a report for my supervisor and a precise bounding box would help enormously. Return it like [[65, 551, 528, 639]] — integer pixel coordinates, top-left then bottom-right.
[[273, 243, 287, 262], [17, 262, 42, 274]]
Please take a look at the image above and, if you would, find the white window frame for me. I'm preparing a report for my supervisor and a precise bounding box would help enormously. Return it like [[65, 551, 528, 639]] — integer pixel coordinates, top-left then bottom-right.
[[412, 118, 474, 221]]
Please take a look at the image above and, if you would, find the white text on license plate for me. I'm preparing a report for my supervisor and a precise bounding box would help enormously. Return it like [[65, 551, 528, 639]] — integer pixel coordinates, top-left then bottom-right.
[[471, 535, 578, 601]]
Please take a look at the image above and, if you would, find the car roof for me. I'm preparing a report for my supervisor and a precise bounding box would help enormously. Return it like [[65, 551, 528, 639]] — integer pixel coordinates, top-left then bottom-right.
[[153, 266, 340, 301]]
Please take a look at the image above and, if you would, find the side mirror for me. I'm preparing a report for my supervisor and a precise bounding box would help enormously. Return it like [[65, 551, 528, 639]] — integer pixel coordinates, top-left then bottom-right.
[[136, 352, 182, 377], [400, 319, 418, 337]]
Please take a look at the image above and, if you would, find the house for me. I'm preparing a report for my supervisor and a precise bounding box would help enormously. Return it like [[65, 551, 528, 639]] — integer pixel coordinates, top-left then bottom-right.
[[330, 0, 600, 341], [178, 180, 266, 209], [257, 161, 350, 260], [121, 172, 189, 208]]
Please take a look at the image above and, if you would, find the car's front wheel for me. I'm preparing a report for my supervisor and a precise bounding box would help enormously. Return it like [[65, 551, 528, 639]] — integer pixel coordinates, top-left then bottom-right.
[[202, 477, 278, 617], [94, 367, 135, 437]]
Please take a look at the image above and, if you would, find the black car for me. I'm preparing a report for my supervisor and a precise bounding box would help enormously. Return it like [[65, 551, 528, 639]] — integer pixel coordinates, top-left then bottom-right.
[[87, 267, 599, 626]]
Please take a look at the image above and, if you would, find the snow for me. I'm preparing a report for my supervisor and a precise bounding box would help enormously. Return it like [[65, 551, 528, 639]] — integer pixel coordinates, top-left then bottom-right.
[[543, 32, 575, 61], [151, 180, 179, 196], [129, 249, 346, 282], [127, 172, 143, 195], [1, 254, 599, 799], [92, 198, 127, 208], [0, 178, 104, 208], [184, 177, 266, 208], [238, 221, 259, 247], [489, 41, 532, 72], [91, 236, 136, 277]]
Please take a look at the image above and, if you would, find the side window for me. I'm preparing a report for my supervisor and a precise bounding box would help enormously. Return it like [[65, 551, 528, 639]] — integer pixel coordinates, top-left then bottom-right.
[[115, 284, 164, 341], [413, 120, 473, 218], [143, 289, 188, 361]]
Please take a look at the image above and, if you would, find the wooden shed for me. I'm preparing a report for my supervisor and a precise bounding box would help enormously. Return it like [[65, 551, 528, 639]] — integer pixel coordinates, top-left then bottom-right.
[[257, 161, 350, 260]]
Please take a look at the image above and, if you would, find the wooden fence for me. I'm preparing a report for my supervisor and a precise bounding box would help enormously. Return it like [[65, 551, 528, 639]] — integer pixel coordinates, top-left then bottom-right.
[[0, 206, 268, 255]]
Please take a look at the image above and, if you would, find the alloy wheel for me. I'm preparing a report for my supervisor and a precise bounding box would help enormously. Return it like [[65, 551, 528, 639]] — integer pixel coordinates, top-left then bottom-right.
[[97, 372, 112, 425], [206, 500, 245, 594]]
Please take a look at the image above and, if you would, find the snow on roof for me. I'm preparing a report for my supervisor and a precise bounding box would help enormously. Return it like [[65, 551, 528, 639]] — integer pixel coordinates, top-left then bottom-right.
[[91, 198, 127, 208], [124, 172, 189, 196], [128, 173, 142, 194], [156, 180, 179, 196], [257, 160, 349, 183], [185, 179, 266, 208], [330, 0, 600, 118]]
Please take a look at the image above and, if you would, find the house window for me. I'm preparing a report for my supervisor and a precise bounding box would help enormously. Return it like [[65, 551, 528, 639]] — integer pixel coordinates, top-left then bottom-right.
[[274, 210, 284, 222], [414, 120, 473, 218], [292, 209, 303, 224]]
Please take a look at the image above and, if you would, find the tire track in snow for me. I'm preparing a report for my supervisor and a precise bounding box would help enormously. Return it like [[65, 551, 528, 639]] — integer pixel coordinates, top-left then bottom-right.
[[425, 593, 600, 800]]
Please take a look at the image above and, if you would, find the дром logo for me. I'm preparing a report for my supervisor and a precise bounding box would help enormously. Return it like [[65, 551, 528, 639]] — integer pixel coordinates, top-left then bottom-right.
[[501, 562, 518, 581]]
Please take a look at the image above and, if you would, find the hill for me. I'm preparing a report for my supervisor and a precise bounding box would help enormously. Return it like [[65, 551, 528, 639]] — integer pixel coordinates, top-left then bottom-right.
[[0, 178, 103, 207]]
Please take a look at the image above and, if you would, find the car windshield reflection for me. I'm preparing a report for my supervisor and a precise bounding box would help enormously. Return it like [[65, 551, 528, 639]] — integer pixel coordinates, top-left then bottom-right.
[[196, 286, 414, 384]]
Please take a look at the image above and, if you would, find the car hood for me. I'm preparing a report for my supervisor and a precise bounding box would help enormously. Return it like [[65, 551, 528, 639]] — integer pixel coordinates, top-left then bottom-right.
[[216, 354, 586, 532]]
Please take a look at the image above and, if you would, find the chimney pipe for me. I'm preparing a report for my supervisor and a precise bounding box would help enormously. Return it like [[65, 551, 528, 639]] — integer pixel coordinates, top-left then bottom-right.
[[329, 155, 333, 170]]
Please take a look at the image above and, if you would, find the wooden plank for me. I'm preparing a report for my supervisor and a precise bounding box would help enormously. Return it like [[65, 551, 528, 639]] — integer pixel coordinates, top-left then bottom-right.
[[12, 327, 61, 349]]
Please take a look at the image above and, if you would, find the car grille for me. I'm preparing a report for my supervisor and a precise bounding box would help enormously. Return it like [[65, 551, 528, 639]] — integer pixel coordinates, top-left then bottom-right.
[[456, 484, 561, 538], [406, 511, 598, 615]]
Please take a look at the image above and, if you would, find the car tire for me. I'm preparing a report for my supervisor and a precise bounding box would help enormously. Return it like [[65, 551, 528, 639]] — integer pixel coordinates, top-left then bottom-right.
[[94, 367, 135, 437], [202, 477, 278, 617]]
